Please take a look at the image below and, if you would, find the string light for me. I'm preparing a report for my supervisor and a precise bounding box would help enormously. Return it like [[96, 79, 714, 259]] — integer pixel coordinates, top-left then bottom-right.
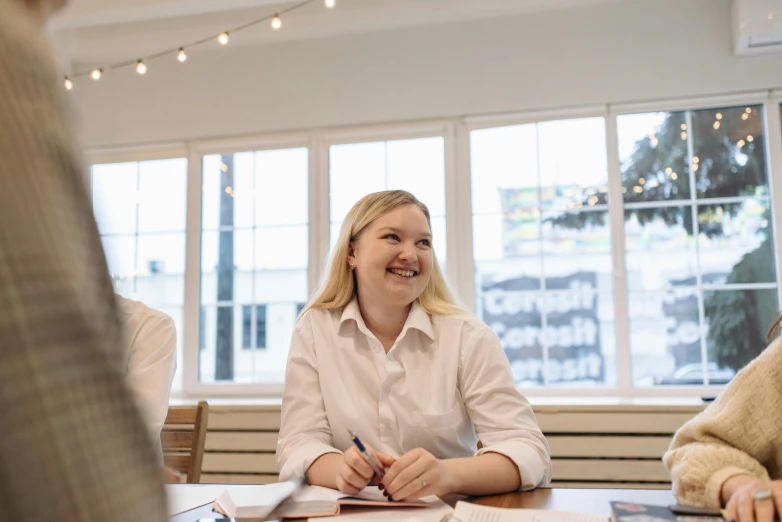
[[633, 186, 643, 193], [713, 121, 720, 130], [693, 156, 699, 163], [737, 139, 745, 147], [746, 107, 752, 114], [742, 113, 749, 120], [639, 177, 646, 184], [680, 124, 687, 130], [220, 162, 229, 172], [747, 135, 754, 142], [665, 168, 672, 174], [716, 113, 723, 120], [671, 173, 678, 180], [681, 131, 687, 140], [62, 0, 326, 89], [651, 138, 658, 146], [693, 164, 699, 172]]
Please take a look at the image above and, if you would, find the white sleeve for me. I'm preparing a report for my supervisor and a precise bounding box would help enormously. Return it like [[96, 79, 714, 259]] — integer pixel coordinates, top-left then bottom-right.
[[460, 323, 552, 490], [124, 313, 177, 462], [276, 313, 341, 480]]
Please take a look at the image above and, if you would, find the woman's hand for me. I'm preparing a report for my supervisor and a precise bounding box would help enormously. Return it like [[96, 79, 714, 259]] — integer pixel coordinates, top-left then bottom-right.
[[381, 448, 459, 501], [336, 444, 396, 495], [722, 475, 782, 522]]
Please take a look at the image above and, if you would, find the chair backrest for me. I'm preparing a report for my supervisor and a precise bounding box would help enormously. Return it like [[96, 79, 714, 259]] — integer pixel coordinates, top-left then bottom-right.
[[161, 401, 209, 483]]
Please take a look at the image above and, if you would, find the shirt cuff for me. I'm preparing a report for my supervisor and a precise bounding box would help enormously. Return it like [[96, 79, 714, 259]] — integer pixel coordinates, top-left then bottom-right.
[[278, 442, 343, 482], [475, 441, 550, 490], [705, 466, 766, 508]]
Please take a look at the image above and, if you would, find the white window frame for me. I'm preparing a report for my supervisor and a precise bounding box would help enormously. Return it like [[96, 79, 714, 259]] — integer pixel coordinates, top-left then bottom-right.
[[82, 90, 782, 399]]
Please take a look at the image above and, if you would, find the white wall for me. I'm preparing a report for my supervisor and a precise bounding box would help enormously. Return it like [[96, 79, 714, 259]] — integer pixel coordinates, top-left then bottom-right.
[[70, 0, 782, 148]]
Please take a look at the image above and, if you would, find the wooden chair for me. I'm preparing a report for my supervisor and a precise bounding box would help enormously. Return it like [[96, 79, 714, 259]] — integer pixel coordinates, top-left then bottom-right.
[[161, 401, 209, 483]]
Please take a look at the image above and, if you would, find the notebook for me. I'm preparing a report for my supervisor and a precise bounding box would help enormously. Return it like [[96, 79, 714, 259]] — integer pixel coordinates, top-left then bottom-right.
[[610, 502, 724, 522], [449, 501, 610, 522], [214, 485, 437, 519]]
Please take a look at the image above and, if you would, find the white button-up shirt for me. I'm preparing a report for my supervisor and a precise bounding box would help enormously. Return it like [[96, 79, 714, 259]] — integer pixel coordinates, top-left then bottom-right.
[[116, 295, 177, 462], [277, 298, 552, 490]]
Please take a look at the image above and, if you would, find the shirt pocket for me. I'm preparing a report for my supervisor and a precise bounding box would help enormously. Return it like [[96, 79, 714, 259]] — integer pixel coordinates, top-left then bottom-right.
[[407, 403, 475, 458], [410, 402, 464, 431]]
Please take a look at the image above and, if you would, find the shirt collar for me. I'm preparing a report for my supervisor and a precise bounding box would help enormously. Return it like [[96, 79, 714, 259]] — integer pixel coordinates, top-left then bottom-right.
[[339, 298, 435, 342]]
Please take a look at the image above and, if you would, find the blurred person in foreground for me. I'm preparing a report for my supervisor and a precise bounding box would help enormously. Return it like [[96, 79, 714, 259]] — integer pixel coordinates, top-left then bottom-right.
[[0, 0, 167, 520], [664, 317, 782, 522]]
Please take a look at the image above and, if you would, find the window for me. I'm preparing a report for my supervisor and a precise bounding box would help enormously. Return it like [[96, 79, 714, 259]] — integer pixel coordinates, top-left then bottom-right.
[[87, 94, 782, 396], [199, 148, 308, 383], [242, 305, 267, 350], [91, 158, 187, 390], [470, 118, 615, 387], [618, 104, 778, 386], [329, 137, 447, 263]]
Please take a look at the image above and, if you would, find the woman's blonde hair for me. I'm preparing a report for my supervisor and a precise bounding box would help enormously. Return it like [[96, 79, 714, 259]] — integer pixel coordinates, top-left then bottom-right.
[[302, 190, 465, 317]]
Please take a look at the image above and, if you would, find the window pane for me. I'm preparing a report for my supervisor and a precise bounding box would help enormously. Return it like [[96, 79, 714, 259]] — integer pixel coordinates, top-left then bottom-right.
[[328, 137, 446, 260], [137, 159, 187, 233], [630, 288, 702, 386], [698, 200, 774, 283], [91, 158, 187, 391], [92, 162, 138, 235], [329, 141, 386, 222], [471, 118, 613, 387], [625, 206, 696, 291], [618, 111, 690, 202], [705, 288, 778, 377], [200, 148, 308, 383], [621, 105, 778, 387], [691, 105, 767, 199]]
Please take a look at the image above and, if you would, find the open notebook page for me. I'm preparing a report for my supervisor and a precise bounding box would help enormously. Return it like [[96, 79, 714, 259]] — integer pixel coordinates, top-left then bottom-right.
[[451, 501, 610, 522]]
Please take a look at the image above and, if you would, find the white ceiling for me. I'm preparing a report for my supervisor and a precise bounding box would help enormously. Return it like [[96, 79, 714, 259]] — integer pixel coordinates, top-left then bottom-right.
[[50, 0, 620, 67]]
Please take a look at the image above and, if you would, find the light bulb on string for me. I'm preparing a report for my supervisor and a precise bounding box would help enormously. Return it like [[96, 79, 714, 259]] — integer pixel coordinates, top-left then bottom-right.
[[713, 121, 720, 130], [680, 124, 687, 130], [737, 140, 745, 147], [742, 113, 748, 120], [271, 14, 282, 29], [136, 60, 147, 75], [218, 32, 229, 45], [64, 77, 73, 90], [746, 107, 752, 114], [91, 69, 102, 80], [747, 135, 754, 142], [681, 131, 687, 140], [178, 48, 187, 62], [325, 0, 336, 7], [716, 113, 723, 120]]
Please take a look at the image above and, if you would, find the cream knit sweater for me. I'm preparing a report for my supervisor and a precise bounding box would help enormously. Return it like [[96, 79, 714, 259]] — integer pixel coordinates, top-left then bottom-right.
[[663, 337, 782, 508]]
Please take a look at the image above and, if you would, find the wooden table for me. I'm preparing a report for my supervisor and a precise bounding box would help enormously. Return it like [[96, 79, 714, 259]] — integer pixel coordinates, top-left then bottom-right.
[[170, 486, 676, 521]]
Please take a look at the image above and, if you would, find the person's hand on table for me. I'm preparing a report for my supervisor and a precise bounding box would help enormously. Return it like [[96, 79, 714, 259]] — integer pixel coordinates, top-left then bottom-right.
[[722, 475, 782, 522], [381, 447, 457, 501], [337, 443, 396, 495]]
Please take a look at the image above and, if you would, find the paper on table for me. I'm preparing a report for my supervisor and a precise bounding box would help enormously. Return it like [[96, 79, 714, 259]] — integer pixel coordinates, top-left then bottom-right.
[[165, 485, 228, 516], [306, 496, 453, 522], [451, 501, 610, 522]]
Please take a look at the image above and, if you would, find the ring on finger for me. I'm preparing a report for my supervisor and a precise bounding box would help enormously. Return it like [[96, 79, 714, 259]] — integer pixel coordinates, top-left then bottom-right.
[[753, 489, 772, 501], [418, 476, 428, 488]]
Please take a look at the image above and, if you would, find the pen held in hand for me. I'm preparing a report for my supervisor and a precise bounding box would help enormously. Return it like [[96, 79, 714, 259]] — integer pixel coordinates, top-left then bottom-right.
[[348, 429, 387, 480]]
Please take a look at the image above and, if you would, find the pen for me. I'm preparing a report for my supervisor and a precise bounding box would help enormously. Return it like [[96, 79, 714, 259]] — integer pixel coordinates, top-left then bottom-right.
[[348, 429, 386, 479]]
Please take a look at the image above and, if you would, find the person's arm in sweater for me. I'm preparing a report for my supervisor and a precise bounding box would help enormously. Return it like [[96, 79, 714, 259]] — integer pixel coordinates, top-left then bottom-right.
[[663, 338, 782, 508]]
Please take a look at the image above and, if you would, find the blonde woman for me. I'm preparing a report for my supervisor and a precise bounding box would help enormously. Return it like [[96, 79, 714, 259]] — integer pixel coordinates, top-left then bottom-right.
[[277, 190, 551, 501]]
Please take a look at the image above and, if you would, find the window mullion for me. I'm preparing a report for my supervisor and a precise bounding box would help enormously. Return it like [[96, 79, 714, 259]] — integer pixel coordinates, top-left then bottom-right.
[[606, 112, 633, 390]]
